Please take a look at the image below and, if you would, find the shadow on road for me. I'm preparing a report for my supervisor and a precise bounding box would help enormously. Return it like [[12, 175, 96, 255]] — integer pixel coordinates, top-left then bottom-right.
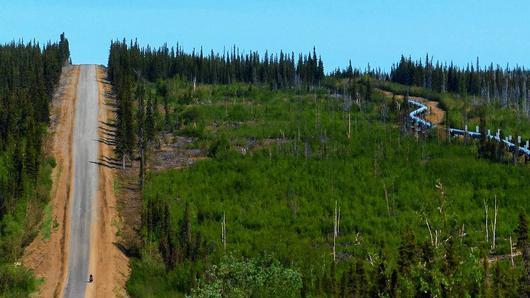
[[94, 137, 116, 146], [99, 120, 117, 128]]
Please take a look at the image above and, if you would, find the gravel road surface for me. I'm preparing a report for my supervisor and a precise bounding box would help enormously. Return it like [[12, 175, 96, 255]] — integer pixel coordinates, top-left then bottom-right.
[[63, 64, 99, 298]]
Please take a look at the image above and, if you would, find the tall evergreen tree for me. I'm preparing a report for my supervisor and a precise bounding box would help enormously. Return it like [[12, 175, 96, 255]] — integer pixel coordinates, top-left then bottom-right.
[[180, 202, 192, 259], [398, 229, 418, 276], [516, 212, 530, 296], [517, 212, 529, 248]]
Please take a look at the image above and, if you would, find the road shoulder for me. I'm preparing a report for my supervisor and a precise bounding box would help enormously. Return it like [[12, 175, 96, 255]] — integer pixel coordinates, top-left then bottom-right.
[[22, 65, 80, 298], [86, 66, 130, 298]]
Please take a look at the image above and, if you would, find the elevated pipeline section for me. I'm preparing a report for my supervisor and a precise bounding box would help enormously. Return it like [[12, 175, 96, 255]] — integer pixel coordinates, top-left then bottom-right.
[[407, 98, 530, 157]]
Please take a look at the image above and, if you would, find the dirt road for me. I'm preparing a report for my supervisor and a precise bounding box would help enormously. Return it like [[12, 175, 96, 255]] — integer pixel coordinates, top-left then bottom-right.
[[23, 64, 127, 298], [63, 65, 100, 298]]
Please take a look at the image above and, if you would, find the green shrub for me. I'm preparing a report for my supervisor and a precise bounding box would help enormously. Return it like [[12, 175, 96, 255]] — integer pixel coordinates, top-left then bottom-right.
[[207, 137, 231, 158], [191, 255, 302, 298], [0, 264, 38, 298]]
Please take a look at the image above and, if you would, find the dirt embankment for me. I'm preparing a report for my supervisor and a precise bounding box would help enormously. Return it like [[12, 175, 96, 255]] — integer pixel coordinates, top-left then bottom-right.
[[416, 98, 445, 125], [380, 89, 446, 126], [86, 66, 130, 298], [23, 65, 79, 298]]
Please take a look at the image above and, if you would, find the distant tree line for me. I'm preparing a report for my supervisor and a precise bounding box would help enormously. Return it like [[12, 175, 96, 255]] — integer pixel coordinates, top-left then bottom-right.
[[329, 60, 387, 82], [0, 33, 69, 217], [391, 55, 530, 109], [108, 40, 325, 88]]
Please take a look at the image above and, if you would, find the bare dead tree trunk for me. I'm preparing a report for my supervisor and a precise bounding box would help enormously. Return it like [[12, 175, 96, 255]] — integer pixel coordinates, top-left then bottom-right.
[[337, 204, 341, 235], [484, 199, 489, 243], [139, 127, 145, 189], [297, 127, 301, 142], [139, 146, 145, 189], [491, 196, 498, 251], [426, 219, 434, 246], [347, 113, 351, 139], [510, 236, 515, 268], [221, 212, 226, 252], [436, 181, 446, 230], [383, 181, 390, 217], [333, 200, 340, 262]]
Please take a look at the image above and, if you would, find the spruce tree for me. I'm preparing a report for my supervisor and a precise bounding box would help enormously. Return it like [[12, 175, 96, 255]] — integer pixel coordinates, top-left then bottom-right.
[[136, 83, 147, 189], [444, 236, 459, 277], [422, 241, 434, 268], [375, 258, 388, 296], [354, 260, 367, 297], [180, 202, 192, 259], [398, 229, 418, 276], [516, 212, 530, 296], [145, 96, 155, 143], [492, 262, 502, 298], [478, 108, 488, 159], [389, 269, 398, 298], [517, 212, 529, 248], [365, 77, 372, 101]]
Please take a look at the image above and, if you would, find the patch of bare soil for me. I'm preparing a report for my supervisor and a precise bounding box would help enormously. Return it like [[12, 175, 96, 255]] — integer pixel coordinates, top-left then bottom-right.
[[23, 65, 79, 298], [150, 134, 204, 171], [86, 66, 130, 298], [115, 158, 143, 259], [416, 98, 445, 125], [380, 90, 398, 99]]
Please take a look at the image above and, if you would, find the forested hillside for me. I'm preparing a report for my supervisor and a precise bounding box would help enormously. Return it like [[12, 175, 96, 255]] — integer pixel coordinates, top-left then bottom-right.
[[108, 41, 530, 297], [107, 40, 327, 168], [0, 34, 69, 296]]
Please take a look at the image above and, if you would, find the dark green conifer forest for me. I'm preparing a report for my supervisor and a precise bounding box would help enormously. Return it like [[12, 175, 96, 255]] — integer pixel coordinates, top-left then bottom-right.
[[0, 34, 69, 296]]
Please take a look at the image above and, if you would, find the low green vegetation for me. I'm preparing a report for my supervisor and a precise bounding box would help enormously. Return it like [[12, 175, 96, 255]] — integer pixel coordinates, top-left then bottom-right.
[[440, 94, 530, 140], [0, 156, 55, 297], [0, 264, 39, 298], [122, 79, 530, 297], [108, 41, 530, 297], [41, 203, 53, 241], [191, 255, 303, 298]]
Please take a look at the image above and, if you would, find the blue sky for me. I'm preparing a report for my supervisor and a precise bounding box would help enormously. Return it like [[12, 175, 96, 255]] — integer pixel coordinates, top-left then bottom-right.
[[2, 0, 529, 72]]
